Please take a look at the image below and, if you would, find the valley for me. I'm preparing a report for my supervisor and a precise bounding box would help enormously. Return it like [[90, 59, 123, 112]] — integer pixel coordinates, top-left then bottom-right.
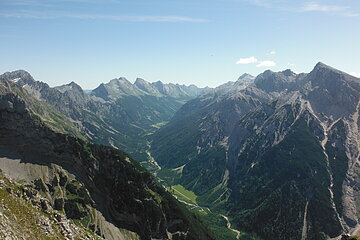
[[0, 62, 360, 240]]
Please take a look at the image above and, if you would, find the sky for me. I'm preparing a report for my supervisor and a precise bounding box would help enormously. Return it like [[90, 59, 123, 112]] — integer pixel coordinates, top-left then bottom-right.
[[0, 0, 359, 89]]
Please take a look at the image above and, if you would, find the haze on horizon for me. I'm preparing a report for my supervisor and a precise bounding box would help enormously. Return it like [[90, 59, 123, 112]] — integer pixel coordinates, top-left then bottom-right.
[[0, 0, 359, 89]]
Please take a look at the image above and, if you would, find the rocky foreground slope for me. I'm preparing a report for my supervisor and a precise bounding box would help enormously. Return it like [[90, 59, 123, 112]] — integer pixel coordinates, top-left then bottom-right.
[[151, 63, 360, 239], [0, 79, 213, 240]]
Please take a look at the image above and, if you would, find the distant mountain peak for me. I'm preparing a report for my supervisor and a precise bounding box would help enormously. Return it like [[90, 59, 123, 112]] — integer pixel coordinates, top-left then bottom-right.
[[281, 69, 296, 76], [311, 62, 342, 74], [314, 61, 329, 69], [134, 78, 153, 88], [0, 70, 35, 83], [55, 81, 84, 94], [153, 80, 164, 86], [234, 73, 255, 87], [134, 77, 148, 84], [134, 78, 162, 96], [238, 73, 254, 80], [68, 81, 82, 89], [111, 77, 132, 85]]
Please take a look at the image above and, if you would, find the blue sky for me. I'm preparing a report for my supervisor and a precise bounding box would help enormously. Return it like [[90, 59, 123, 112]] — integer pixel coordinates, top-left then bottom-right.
[[0, 0, 359, 89]]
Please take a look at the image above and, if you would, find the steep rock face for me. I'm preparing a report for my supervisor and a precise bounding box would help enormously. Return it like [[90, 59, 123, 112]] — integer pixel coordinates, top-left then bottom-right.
[[227, 99, 342, 239], [224, 63, 360, 239], [302, 62, 360, 119], [0, 71, 207, 161], [0, 169, 111, 240], [55, 81, 90, 105], [92, 77, 144, 100], [134, 78, 162, 96], [254, 69, 302, 93], [151, 83, 267, 206], [151, 63, 360, 239], [0, 81, 214, 240], [92, 77, 208, 101]]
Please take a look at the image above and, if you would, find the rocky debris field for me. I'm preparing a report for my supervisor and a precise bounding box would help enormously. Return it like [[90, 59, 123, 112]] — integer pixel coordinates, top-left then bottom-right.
[[0, 169, 103, 240]]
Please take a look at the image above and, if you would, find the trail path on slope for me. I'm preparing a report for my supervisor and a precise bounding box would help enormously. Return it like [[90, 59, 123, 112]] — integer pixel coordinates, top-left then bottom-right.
[[172, 193, 241, 239], [220, 214, 241, 240], [301, 201, 309, 240]]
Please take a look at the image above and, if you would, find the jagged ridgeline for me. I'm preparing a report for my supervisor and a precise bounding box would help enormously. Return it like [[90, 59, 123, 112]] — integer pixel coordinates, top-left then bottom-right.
[[151, 63, 360, 240], [0, 70, 207, 162], [0, 80, 214, 239], [2, 62, 360, 240]]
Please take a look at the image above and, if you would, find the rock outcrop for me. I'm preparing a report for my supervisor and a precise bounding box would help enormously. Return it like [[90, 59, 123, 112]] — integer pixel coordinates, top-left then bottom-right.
[[150, 62, 360, 240], [0, 79, 214, 240]]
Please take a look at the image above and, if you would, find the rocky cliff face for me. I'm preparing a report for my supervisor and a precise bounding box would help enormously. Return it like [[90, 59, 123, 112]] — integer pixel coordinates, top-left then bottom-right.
[[0, 169, 111, 240], [0, 79, 214, 240], [150, 62, 360, 239], [91, 76, 208, 101], [0, 70, 207, 162]]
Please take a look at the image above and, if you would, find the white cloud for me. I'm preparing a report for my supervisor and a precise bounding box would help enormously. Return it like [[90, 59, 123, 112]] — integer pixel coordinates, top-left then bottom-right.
[[236, 56, 258, 64], [344, 12, 360, 17], [243, 0, 359, 17], [302, 2, 348, 12], [256, 60, 276, 67], [301, 2, 359, 17], [350, 72, 360, 78], [269, 50, 276, 55]]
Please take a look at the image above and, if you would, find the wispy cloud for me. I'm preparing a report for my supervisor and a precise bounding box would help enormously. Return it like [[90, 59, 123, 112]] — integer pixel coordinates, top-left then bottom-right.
[[256, 60, 276, 67], [301, 2, 359, 17], [3, 0, 117, 5], [350, 72, 360, 78], [287, 63, 295, 67], [242, 0, 359, 17], [236, 56, 258, 64], [73, 14, 207, 23], [269, 50, 276, 55], [3, 0, 47, 6], [0, 10, 208, 23], [302, 2, 348, 12]]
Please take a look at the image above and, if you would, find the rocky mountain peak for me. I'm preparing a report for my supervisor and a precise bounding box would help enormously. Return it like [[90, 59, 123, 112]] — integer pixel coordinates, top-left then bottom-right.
[[235, 73, 255, 86], [254, 69, 296, 92], [55, 81, 84, 94], [281, 69, 296, 77], [238, 73, 254, 80], [109, 77, 132, 86], [309, 62, 345, 79], [0, 70, 35, 84], [91, 83, 110, 100], [134, 78, 162, 96], [314, 61, 331, 70], [307, 61, 360, 87], [134, 77, 148, 85], [153, 80, 164, 88], [68, 81, 80, 87]]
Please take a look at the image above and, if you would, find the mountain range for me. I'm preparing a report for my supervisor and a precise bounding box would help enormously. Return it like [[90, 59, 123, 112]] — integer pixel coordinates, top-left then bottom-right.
[[0, 77, 215, 239], [151, 62, 360, 240], [1, 62, 359, 240], [0, 71, 207, 161]]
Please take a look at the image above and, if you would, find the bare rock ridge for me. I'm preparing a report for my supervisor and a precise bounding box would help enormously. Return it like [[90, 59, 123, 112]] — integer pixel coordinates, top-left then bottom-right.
[[0, 79, 214, 240], [0, 70, 207, 162], [150, 62, 360, 240], [1, 62, 359, 240], [0, 169, 107, 240], [91, 76, 208, 101]]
